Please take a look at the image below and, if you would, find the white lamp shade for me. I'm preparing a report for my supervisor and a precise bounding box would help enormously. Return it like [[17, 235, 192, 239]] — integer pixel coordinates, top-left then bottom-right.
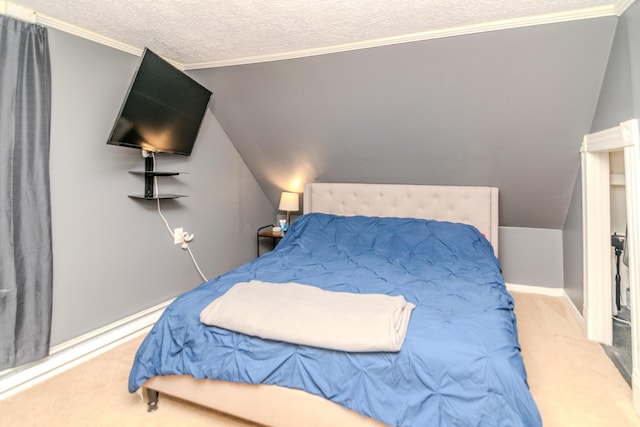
[[279, 192, 299, 212]]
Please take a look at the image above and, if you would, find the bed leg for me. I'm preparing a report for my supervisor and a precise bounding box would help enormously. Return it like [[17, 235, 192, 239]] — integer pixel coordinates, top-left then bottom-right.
[[143, 387, 159, 412]]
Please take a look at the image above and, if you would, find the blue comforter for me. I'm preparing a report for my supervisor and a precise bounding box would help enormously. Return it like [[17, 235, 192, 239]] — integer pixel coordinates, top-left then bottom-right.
[[129, 213, 541, 426]]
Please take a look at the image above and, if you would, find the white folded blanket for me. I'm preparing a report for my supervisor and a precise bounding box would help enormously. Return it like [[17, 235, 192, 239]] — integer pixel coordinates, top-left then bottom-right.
[[200, 280, 416, 352]]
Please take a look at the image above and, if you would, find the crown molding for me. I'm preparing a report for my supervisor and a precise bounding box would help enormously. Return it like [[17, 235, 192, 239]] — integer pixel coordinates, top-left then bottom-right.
[[0, 0, 35, 22], [0, 1, 191, 69], [1, 1, 142, 57], [615, 0, 637, 15], [35, 13, 143, 58], [184, 5, 618, 69], [0, 1, 623, 71]]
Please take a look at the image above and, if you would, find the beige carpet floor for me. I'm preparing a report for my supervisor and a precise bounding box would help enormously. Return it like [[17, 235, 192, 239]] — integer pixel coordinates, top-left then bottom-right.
[[0, 292, 638, 426]]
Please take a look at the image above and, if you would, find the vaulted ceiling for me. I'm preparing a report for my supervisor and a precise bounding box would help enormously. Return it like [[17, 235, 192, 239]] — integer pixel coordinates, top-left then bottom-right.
[[190, 17, 618, 229], [3, 1, 627, 228]]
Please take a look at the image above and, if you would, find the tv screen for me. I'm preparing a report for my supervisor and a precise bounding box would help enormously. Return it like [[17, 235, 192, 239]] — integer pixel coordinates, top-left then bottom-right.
[[107, 48, 212, 156]]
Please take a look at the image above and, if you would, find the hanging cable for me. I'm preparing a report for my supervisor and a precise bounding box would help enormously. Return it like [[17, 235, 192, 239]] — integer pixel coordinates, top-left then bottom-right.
[[151, 153, 208, 282], [183, 244, 208, 282]]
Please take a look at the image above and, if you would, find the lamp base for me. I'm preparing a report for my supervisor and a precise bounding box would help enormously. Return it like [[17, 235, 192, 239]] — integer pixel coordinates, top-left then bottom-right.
[[285, 212, 291, 231]]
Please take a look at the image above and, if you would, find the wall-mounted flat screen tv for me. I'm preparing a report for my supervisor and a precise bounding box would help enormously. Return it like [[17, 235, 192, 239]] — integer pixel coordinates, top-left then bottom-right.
[[107, 48, 212, 156]]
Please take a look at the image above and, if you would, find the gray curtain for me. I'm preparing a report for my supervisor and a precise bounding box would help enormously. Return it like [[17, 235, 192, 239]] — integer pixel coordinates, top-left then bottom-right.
[[0, 16, 53, 370]]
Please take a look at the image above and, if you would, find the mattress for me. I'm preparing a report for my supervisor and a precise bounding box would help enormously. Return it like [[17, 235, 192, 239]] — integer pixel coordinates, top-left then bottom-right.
[[129, 213, 541, 426]]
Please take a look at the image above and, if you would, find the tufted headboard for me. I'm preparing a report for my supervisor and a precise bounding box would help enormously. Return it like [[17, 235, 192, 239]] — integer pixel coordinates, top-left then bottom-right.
[[303, 183, 499, 256]]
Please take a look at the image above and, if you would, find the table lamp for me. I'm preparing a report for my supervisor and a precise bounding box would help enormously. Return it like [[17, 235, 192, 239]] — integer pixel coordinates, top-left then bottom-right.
[[278, 192, 299, 231]]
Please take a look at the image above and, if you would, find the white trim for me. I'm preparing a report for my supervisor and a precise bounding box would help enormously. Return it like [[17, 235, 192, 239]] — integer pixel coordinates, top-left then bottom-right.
[[634, 371, 640, 413], [0, 1, 142, 58], [582, 126, 628, 152], [563, 290, 587, 332], [615, 0, 637, 15], [582, 120, 639, 153], [506, 282, 565, 297], [0, 0, 35, 22], [0, 1, 618, 70], [0, 298, 173, 401], [184, 6, 617, 69], [36, 14, 142, 58], [506, 284, 586, 332], [622, 120, 640, 414], [581, 146, 613, 344], [582, 119, 640, 415], [0, 1, 184, 69]]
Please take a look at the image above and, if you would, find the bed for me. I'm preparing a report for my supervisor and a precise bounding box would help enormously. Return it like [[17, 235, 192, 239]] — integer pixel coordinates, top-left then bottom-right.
[[129, 183, 541, 427]]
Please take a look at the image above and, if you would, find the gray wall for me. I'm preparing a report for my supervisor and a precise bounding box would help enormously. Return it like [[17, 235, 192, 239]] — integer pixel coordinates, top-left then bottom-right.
[[563, 171, 584, 310], [190, 17, 617, 289], [500, 227, 564, 288], [591, 11, 633, 133], [191, 17, 616, 231], [563, 1, 640, 310], [47, 29, 275, 345]]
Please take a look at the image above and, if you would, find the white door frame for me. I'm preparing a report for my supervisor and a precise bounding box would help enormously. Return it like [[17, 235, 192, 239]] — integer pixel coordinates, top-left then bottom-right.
[[581, 118, 640, 412]]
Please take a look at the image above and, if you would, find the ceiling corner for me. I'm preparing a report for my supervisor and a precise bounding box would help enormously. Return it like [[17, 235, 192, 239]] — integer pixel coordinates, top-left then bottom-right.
[[615, 0, 637, 15]]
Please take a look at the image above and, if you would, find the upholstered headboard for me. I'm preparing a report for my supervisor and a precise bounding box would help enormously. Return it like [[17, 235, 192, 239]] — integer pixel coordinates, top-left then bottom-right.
[[303, 183, 499, 256]]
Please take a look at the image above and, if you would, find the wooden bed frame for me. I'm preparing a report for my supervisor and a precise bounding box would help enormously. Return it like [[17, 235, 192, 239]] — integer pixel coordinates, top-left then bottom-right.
[[141, 183, 500, 426]]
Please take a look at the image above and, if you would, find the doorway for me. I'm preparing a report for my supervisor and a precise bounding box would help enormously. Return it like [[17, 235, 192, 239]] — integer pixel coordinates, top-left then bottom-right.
[[603, 150, 631, 384], [582, 119, 640, 412]]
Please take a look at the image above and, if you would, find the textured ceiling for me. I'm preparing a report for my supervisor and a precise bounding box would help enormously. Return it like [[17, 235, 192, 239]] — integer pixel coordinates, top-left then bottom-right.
[[7, 0, 619, 66]]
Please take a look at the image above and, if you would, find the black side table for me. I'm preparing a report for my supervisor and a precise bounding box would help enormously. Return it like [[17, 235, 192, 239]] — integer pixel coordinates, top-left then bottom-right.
[[257, 225, 285, 257]]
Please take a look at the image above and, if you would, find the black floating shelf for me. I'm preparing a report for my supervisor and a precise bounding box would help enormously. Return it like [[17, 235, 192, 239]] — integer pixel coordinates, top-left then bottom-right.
[[128, 171, 181, 176], [128, 156, 188, 199], [128, 194, 187, 200]]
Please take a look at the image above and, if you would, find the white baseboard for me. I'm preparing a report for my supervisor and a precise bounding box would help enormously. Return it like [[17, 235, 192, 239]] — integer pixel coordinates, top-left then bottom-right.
[[0, 298, 174, 400], [506, 282, 565, 296], [506, 282, 586, 332], [562, 292, 586, 331], [633, 371, 640, 413]]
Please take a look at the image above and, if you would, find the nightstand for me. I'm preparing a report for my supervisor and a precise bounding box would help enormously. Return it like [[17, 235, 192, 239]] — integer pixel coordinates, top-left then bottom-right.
[[257, 226, 285, 257]]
